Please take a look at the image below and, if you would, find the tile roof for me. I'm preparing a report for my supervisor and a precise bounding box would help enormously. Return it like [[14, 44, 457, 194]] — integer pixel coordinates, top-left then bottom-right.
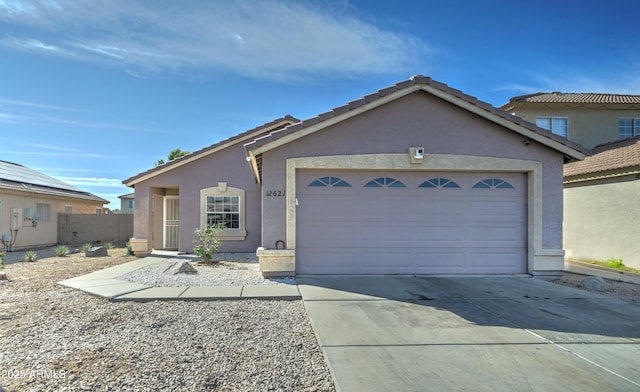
[[0, 160, 108, 203], [564, 136, 640, 178], [504, 92, 640, 107], [123, 115, 299, 185], [244, 75, 587, 156]]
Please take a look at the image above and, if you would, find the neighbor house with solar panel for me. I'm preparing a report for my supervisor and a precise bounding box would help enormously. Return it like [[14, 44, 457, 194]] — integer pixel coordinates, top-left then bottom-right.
[[0, 160, 108, 251], [502, 92, 640, 269]]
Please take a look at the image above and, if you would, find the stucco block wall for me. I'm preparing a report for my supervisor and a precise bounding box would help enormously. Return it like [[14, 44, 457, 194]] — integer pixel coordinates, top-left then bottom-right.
[[513, 107, 640, 149], [57, 213, 133, 247], [0, 191, 105, 249], [132, 143, 261, 253], [564, 177, 640, 269], [261, 92, 566, 251]]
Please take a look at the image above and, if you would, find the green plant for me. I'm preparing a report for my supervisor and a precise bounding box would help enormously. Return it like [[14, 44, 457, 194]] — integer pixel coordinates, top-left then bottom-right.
[[81, 243, 92, 252], [193, 224, 225, 263], [104, 242, 114, 250], [22, 251, 38, 262], [0, 251, 4, 269], [605, 258, 624, 269], [125, 242, 134, 256], [54, 245, 69, 257]]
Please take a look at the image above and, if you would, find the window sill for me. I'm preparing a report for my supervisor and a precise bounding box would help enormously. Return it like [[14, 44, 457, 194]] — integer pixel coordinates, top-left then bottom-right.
[[217, 230, 247, 241]]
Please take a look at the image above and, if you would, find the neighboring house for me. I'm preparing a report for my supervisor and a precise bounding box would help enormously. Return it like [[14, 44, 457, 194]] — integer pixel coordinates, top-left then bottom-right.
[[564, 136, 640, 269], [501, 93, 640, 149], [503, 92, 640, 269], [123, 76, 585, 276], [118, 193, 135, 214], [0, 160, 108, 250]]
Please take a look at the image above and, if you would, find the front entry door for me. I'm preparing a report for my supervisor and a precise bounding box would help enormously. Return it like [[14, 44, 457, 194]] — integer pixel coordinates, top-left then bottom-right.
[[163, 197, 180, 250]]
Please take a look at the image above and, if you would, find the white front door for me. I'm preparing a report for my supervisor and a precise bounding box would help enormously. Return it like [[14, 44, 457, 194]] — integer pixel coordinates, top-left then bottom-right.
[[163, 197, 180, 250]]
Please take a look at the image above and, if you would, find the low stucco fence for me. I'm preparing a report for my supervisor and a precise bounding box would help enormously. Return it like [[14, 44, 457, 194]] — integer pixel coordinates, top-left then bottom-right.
[[57, 213, 133, 247]]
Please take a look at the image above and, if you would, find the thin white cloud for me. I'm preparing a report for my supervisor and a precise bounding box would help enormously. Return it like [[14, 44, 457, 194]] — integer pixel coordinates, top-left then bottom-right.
[[0, 0, 429, 80], [0, 149, 112, 159], [26, 143, 76, 151], [0, 97, 82, 112], [496, 70, 640, 96], [55, 176, 124, 188]]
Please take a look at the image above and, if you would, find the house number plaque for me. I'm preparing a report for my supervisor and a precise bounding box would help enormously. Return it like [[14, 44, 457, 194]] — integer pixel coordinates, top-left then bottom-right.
[[265, 190, 286, 197]]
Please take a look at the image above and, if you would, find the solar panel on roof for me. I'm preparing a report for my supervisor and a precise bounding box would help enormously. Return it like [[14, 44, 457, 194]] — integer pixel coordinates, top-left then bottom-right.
[[0, 160, 83, 192]]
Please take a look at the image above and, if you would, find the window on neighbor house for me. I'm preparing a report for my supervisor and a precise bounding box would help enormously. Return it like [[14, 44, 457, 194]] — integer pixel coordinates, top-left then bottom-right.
[[96, 208, 102, 214], [35, 203, 51, 222], [64, 206, 73, 213], [128, 200, 134, 209], [618, 118, 640, 139], [536, 117, 568, 138]]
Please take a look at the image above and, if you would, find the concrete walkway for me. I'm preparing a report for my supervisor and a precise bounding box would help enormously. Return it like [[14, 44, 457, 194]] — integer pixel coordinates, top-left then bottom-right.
[[299, 276, 640, 392], [57, 256, 300, 301]]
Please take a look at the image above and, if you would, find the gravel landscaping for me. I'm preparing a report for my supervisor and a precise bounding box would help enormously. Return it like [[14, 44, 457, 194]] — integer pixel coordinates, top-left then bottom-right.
[[117, 254, 296, 287], [0, 249, 334, 391]]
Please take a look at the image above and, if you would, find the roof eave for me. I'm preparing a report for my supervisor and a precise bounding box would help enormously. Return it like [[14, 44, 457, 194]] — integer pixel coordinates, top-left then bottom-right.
[[123, 117, 297, 187]]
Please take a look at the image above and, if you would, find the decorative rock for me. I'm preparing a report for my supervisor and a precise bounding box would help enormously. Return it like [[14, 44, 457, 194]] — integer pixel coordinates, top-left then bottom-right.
[[167, 260, 197, 275], [0, 271, 7, 280], [580, 276, 608, 291], [85, 246, 108, 257]]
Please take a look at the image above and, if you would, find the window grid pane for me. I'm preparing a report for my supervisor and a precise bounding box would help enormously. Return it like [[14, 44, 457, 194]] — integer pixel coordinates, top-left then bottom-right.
[[206, 196, 240, 229]]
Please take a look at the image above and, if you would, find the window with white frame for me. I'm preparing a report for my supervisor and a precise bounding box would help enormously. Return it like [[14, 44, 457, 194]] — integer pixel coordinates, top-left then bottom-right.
[[64, 205, 73, 213], [536, 117, 568, 137], [35, 203, 51, 222], [200, 183, 246, 240], [618, 118, 640, 139], [206, 196, 240, 229]]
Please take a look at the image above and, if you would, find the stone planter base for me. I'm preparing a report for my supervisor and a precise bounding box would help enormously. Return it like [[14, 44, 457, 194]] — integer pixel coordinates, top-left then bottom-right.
[[129, 238, 150, 256], [257, 248, 295, 277]]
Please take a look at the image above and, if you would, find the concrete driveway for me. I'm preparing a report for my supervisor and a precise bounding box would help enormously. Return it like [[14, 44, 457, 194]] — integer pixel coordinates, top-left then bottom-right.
[[298, 276, 640, 392]]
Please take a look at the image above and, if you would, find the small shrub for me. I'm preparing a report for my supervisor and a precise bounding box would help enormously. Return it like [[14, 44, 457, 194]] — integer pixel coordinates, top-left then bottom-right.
[[22, 251, 38, 262], [0, 251, 4, 269], [54, 245, 69, 257], [81, 243, 92, 252], [605, 258, 624, 269], [104, 242, 114, 250], [193, 223, 225, 263]]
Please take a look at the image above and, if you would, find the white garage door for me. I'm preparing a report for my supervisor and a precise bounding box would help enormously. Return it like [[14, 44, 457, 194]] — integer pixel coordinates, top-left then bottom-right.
[[296, 170, 527, 274]]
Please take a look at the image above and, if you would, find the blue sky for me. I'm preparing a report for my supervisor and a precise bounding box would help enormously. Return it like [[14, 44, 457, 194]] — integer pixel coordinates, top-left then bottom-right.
[[1, 0, 639, 208]]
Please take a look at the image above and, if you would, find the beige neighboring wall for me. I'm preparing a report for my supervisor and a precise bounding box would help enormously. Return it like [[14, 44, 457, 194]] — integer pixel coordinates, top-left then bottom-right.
[[0, 190, 104, 249], [510, 105, 640, 149], [564, 176, 640, 269]]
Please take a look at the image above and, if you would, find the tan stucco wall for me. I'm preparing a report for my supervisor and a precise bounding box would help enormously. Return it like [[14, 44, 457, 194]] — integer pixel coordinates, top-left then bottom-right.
[[564, 176, 640, 269], [511, 105, 640, 149], [0, 190, 104, 249]]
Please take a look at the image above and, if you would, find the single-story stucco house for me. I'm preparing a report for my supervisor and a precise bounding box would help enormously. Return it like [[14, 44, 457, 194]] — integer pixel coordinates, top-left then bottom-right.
[[564, 136, 640, 269], [123, 75, 585, 276]]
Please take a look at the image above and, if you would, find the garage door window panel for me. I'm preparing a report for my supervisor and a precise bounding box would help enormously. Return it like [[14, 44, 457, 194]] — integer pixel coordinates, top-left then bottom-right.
[[309, 176, 351, 187], [364, 177, 406, 188], [472, 178, 514, 189], [419, 178, 461, 188]]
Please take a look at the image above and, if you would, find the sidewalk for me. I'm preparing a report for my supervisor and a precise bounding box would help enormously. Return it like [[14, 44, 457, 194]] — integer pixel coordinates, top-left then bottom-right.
[[57, 256, 301, 302], [56, 255, 638, 302]]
